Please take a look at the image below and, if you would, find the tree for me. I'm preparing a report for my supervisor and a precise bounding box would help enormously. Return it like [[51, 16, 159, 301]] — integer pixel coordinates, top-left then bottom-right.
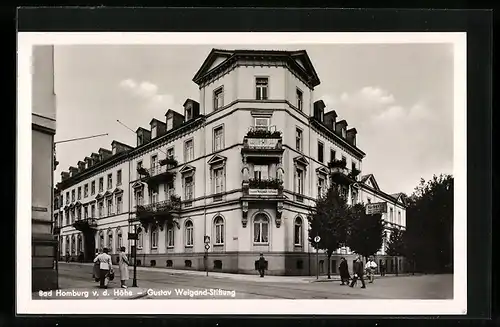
[[347, 203, 384, 262], [308, 186, 350, 279], [386, 228, 406, 257], [404, 174, 454, 273]]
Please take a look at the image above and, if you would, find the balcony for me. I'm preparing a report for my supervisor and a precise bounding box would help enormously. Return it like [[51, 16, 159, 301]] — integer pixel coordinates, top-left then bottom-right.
[[139, 159, 178, 187], [240, 178, 285, 228], [241, 127, 284, 162], [328, 160, 361, 185], [72, 218, 98, 232], [243, 178, 284, 197], [132, 195, 182, 231]]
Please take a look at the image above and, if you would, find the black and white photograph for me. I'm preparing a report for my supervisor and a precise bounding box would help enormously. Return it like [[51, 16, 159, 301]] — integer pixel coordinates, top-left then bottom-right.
[[19, 32, 466, 315]]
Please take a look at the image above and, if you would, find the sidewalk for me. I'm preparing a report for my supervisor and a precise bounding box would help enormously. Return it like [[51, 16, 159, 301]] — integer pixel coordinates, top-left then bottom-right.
[[59, 262, 414, 283]]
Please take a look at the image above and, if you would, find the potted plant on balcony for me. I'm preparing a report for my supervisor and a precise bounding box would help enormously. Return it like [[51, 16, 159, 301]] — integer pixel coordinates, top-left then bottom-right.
[[170, 194, 182, 207], [328, 159, 348, 174], [246, 129, 282, 138], [248, 178, 283, 189], [137, 166, 149, 177], [159, 156, 178, 167], [348, 168, 361, 180]]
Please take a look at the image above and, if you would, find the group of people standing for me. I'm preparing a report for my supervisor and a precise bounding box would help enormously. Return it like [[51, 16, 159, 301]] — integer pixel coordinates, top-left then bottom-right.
[[93, 247, 130, 289], [339, 255, 383, 289]]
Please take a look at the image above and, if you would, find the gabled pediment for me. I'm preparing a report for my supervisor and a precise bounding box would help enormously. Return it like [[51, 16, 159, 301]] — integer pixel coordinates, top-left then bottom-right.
[[207, 154, 227, 166], [293, 155, 309, 167], [74, 201, 82, 207], [316, 166, 330, 176], [192, 49, 234, 83], [113, 187, 123, 194], [103, 191, 112, 197], [179, 164, 196, 174], [69, 203, 75, 209], [95, 193, 103, 200], [131, 181, 146, 189]]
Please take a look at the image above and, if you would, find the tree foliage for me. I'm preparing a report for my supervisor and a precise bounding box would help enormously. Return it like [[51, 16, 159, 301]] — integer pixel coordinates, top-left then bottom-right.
[[386, 228, 406, 257], [404, 174, 454, 273], [347, 203, 384, 260], [308, 186, 350, 279]]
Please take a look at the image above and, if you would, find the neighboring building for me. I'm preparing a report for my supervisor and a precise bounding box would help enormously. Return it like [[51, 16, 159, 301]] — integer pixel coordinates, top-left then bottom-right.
[[57, 48, 407, 275], [32, 45, 58, 291]]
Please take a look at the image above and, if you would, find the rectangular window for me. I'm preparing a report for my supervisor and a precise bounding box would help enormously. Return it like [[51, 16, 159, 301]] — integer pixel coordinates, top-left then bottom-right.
[[254, 117, 269, 131], [390, 208, 394, 222], [184, 139, 194, 162], [77, 187, 81, 200], [253, 165, 269, 180], [342, 155, 347, 165], [318, 141, 324, 163], [91, 204, 95, 218], [296, 88, 303, 111], [117, 170, 122, 185], [135, 190, 144, 207], [185, 106, 193, 121], [65, 192, 69, 204], [296, 128, 303, 151], [99, 177, 104, 192], [184, 176, 194, 201], [107, 198, 113, 216], [107, 174, 112, 190], [116, 196, 122, 214], [213, 126, 224, 152], [166, 117, 173, 130], [165, 181, 175, 199], [330, 149, 336, 162], [318, 177, 325, 198], [398, 211, 402, 225], [151, 155, 158, 168], [98, 202, 104, 217], [71, 190, 75, 202], [255, 77, 269, 100], [136, 161, 142, 179], [84, 206, 88, 219], [150, 186, 158, 204], [213, 167, 224, 194], [91, 181, 95, 195], [167, 228, 174, 247], [352, 162, 356, 171], [84, 184, 89, 198], [151, 230, 158, 249], [296, 169, 304, 194], [137, 232, 143, 249], [213, 86, 224, 111], [167, 147, 174, 158], [77, 207, 81, 220]]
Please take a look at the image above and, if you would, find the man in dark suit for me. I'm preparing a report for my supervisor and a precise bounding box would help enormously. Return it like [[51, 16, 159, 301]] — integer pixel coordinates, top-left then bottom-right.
[[350, 255, 366, 288], [257, 253, 267, 277]]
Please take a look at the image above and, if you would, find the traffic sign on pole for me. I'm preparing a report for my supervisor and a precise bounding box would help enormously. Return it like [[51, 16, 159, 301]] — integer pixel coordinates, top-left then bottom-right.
[[204, 235, 210, 243], [205, 244, 210, 250], [314, 235, 321, 243]]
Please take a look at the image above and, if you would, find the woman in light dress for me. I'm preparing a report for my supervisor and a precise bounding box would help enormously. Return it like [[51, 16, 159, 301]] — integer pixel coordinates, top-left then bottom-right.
[[118, 246, 130, 288]]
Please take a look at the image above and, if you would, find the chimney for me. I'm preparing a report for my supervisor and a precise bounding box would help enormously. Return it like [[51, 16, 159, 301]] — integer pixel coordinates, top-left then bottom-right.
[[91, 153, 100, 164], [69, 166, 79, 177], [313, 100, 326, 122], [61, 171, 70, 181], [77, 161, 86, 172], [165, 109, 185, 131], [150, 119, 167, 139], [136, 127, 152, 147], [98, 148, 112, 161], [346, 128, 358, 146], [324, 110, 337, 130], [111, 141, 134, 155], [183, 99, 200, 122], [335, 120, 348, 138]]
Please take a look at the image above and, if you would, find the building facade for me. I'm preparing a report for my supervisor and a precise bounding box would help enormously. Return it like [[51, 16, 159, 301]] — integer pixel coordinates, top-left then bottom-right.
[[32, 45, 58, 291], [56, 49, 407, 276]]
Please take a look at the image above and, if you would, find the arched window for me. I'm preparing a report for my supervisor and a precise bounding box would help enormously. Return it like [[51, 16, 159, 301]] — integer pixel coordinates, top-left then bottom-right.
[[166, 226, 174, 248], [185, 220, 194, 246], [253, 213, 269, 244], [151, 226, 159, 249], [294, 217, 303, 245], [214, 216, 224, 245], [107, 229, 113, 252]]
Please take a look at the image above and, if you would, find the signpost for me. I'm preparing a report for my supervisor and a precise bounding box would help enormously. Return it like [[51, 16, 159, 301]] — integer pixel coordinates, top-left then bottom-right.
[[314, 235, 321, 280], [204, 236, 210, 277], [131, 226, 141, 287], [365, 202, 388, 215]]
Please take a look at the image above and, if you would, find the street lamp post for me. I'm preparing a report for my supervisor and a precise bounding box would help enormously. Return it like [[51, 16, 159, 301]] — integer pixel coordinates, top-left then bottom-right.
[[129, 225, 140, 288], [314, 235, 321, 280]]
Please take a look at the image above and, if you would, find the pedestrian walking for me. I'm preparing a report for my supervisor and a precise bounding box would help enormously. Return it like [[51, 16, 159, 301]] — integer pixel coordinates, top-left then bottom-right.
[[93, 247, 113, 289], [118, 246, 130, 289], [380, 260, 386, 276], [93, 249, 100, 282], [339, 257, 350, 285], [350, 255, 366, 288], [365, 256, 378, 283], [257, 253, 267, 277], [65, 251, 70, 263]]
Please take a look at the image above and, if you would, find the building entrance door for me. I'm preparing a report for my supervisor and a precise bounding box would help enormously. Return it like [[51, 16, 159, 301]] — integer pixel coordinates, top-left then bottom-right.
[[83, 232, 96, 262]]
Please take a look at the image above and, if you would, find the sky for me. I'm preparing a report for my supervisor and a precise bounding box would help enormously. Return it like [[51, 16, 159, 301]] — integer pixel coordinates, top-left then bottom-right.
[[52, 43, 454, 195]]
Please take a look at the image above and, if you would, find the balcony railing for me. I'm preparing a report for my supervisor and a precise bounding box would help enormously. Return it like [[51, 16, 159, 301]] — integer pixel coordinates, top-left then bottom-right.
[[242, 126, 283, 153], [134, 196, 182, 230], [72, 218, 98, 232], [243, 178, 283, 196], [328, 160, 361, 184], [138, 163, 177, 187]]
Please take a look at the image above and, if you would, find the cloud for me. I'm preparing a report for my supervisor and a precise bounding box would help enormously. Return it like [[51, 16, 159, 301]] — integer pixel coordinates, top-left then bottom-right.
[[119, 78, 175, 110], [316, 86, 452, 194]]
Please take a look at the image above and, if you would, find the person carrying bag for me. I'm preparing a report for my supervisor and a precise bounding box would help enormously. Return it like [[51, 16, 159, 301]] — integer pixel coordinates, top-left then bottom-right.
[[93, 247, 113, 289]]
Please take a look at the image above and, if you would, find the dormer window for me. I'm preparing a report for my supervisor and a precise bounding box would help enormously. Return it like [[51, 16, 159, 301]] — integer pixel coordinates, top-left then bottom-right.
[[341, 128, 346, 138], [151, 125, 157, 139], [166, 117, 173, 130], [185, 106, 193, 121]]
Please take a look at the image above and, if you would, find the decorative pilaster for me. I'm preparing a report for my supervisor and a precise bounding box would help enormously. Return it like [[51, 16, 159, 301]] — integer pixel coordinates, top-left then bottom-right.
[[241, 201, 249, 227], [276, 201, 283, 228]]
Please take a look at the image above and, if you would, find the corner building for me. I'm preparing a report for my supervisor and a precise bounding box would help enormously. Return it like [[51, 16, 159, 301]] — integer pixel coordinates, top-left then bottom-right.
[[56, 49, 407, 276]]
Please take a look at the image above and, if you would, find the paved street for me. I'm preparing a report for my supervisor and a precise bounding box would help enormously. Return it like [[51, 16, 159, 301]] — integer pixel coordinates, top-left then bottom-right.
[[33, 262, 453, 300]]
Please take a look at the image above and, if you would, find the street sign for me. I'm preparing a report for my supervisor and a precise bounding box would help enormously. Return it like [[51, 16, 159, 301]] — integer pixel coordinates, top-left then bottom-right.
[[128, 232, 138, 240], [205, 244, 210, 250], [314, 236, 321, 243], [366, 202, 388, 215], [204, 235, 210, 243]]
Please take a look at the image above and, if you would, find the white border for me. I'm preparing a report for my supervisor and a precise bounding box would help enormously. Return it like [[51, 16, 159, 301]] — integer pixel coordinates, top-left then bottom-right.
[[18, 32, 467, 315]]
